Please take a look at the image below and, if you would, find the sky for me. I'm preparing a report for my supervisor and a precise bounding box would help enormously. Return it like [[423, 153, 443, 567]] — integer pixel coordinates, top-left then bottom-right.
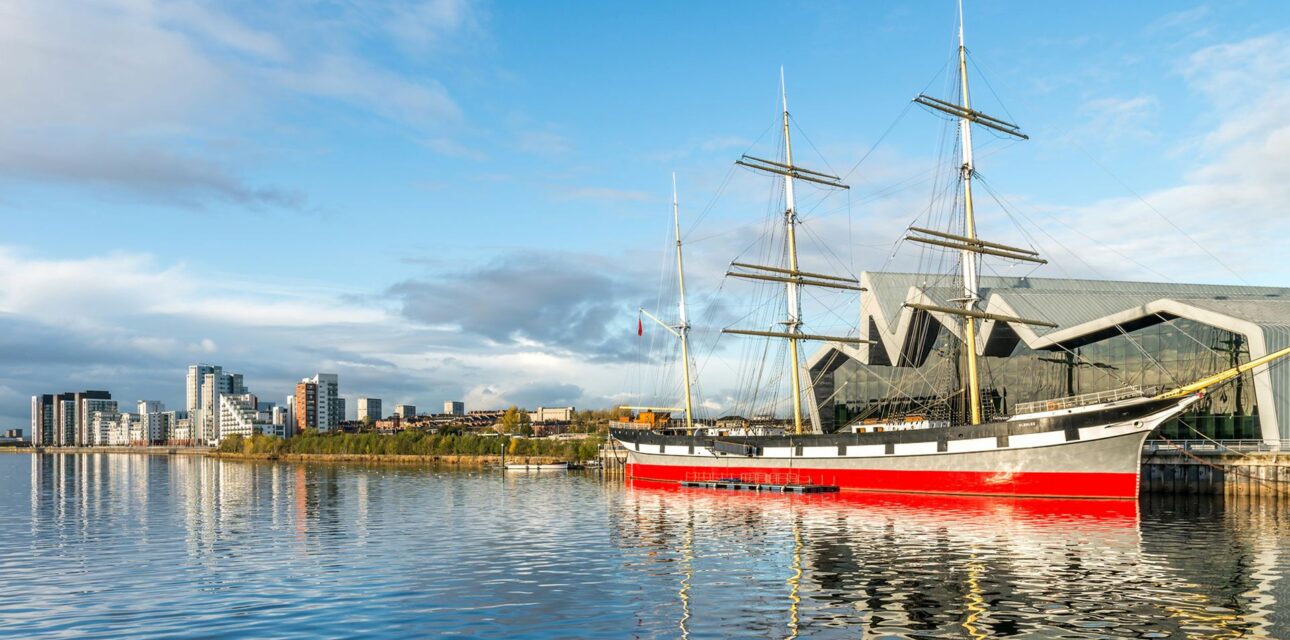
[[4, 0, 1290, 427]]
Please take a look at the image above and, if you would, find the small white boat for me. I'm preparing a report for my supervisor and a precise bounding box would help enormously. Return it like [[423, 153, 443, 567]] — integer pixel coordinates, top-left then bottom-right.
[[504, 462, 569, 471]]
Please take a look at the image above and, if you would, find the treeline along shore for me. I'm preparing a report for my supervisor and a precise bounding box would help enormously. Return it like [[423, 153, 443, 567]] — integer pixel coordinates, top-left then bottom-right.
[[215, 430, 603, 465]]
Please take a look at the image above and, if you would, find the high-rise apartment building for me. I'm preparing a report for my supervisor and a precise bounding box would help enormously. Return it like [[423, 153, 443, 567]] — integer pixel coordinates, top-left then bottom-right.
[[395, 404, 416, 419], [285, 395, 296, 435], [294, 381, 316, 432], [357, 398, 382, 422], [136, 401, 170, 445], [81, 398, 118, 444], [30, 395, 53, 447], [34, 390, 111, 447], [188, 364, 247, 444], [186, 365, 217, 415], [444, 401, 465, 416], [295, 373, 340, 433], [89, 409, 122, 446]]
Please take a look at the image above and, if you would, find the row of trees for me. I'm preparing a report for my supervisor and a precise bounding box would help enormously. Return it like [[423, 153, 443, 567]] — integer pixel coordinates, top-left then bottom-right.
[[218, 430, 603, 461]]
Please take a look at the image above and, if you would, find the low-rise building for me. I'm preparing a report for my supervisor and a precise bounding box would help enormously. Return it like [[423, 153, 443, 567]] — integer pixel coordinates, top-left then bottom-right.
[[171, 417, 194, 445], [375, 416, 405, 433], [528, 406, 574, 423], [90, 411, 133, 446]]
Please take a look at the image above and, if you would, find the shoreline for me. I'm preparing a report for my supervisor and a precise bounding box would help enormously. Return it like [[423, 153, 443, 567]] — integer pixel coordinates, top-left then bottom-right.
[[209, 452, 569, 467], [1, 447, 573, 467]]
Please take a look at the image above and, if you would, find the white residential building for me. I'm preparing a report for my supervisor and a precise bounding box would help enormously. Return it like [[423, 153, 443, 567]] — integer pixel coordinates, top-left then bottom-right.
[[127, 413, 149, 444], [90, 411, 134, 446], [89, 409, 119, 446], [110, 413, 134, 446], [81, 399, 119, 445], [189, 364, 247, 444], [172, 417, 194, 445], [218, 393, 268, 440], [135, 401, 169, 445], [285, 396, 296, 433]]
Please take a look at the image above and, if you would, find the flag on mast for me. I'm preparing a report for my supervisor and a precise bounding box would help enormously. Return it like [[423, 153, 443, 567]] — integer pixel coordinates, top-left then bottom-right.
[[637, 314, 643, 337]]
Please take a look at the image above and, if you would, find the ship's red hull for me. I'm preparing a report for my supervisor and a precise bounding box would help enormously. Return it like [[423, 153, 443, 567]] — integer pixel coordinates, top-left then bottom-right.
[[626, 462, 1139, 499]]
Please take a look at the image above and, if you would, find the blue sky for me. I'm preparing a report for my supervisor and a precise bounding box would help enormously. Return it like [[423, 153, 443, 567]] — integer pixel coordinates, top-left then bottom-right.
[[3, 0, 1290, 427]]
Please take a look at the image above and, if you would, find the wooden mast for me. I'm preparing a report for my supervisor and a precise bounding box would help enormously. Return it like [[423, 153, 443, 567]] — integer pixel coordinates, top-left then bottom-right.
[[780, 68, 807, 436], [724, 70, 871, 434], [635, 175, 698, 432], [956, 2, 985, 426], [905, 1, 1040, 425], [673, 174, 695, 432]]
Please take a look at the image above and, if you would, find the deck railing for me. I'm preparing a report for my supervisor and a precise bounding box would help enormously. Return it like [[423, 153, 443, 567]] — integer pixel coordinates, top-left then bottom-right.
[[1015, 386, 1149, 415], [1144, 439, 1290, 455]]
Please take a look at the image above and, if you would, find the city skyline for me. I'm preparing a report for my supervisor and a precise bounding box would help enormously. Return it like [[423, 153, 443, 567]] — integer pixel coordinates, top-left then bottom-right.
[[29, 360, 489, 445], [6, 1, 1290, 428]]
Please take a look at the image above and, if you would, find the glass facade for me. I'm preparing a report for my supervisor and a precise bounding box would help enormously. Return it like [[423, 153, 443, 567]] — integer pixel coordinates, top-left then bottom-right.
[[813, 317, 1259, 439]]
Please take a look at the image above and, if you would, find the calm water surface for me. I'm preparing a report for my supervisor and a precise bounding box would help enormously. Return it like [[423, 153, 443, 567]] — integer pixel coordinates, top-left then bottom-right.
[[2, 453, 1289, 638]]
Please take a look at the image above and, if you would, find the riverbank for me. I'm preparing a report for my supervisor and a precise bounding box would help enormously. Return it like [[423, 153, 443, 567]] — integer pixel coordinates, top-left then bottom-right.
[[209, 451, 567, 467], [1, 446, 209, 456], [5, 445, 576, 468], [219, 431, 602, 463]]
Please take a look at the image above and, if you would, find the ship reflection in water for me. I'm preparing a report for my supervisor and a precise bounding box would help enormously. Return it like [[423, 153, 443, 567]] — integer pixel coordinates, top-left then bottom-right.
[[616, 480, 1288, 639], [6, 454, 1289, 638]]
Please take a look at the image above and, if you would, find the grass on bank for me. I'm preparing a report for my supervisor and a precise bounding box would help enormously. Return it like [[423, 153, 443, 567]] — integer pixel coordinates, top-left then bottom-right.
[[218, 430, 604, 462]]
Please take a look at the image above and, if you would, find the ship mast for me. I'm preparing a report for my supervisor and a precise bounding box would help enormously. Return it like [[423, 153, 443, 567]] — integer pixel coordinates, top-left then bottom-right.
[[902, 2, 1055, 425], [725, 69, 873, 434], [674, 175, 695, 432], [635, 174, 697, 432], [781, 69, 806, 436], [955, 6, 985, 426]]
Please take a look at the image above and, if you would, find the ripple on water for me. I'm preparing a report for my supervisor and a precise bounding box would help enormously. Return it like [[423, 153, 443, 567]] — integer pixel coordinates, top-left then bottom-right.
[[1, 454, 1288, 638]]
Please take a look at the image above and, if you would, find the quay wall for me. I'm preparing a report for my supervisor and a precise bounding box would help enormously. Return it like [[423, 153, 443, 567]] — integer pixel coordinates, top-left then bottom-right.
[[1142, 451, 1290, 496]]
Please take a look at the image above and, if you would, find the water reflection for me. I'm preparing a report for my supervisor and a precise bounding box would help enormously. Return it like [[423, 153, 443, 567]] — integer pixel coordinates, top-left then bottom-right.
[[6, 454, 1289, 638], [615, 480, 1289, 638]]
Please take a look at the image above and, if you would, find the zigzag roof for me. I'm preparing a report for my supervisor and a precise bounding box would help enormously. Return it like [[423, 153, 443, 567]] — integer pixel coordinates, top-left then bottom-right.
[[806, 271, 1290, 441]]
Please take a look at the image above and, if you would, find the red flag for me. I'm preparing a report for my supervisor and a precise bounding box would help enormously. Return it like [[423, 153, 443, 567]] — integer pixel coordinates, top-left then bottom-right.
[[637, 316, 643, 337]]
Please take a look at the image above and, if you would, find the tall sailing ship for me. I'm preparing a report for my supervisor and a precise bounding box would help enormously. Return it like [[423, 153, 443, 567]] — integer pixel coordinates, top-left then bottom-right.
[[613, 9, 1290, 499]]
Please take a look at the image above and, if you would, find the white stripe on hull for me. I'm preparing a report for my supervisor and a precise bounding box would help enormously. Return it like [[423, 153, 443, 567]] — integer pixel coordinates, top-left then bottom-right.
[[616, 399, 1190, 476]]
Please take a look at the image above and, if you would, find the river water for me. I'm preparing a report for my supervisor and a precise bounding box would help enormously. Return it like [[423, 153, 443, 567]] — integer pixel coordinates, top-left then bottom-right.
[[2, 453, 1288, 638]]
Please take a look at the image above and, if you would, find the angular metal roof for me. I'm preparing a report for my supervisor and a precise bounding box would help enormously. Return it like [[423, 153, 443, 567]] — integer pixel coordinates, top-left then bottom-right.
[[808, 272, 1290, 441]]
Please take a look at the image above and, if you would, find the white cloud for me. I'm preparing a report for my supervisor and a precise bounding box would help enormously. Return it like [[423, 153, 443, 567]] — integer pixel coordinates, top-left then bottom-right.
[[0, 246, 662, 425], [0, 248, 190, 324], [1034, 32, 1290, 284], [0, 0, 480, 206], [270, 54, 462, 131], [1076, 94, 1159, 144], [384, 0, 483, 54]]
